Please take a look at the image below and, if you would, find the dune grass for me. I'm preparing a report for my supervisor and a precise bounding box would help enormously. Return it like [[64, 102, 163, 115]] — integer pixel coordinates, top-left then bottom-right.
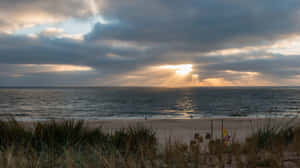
[[0, 119, 300, 167]]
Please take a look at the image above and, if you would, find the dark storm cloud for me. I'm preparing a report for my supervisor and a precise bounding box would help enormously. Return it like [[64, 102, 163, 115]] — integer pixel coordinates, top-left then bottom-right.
[[204, 54, 300, 78], [86, 0, 300, 52], [0, 34, 155, 78], [0, 71, 100, 86], [0, 35, 135, 64]]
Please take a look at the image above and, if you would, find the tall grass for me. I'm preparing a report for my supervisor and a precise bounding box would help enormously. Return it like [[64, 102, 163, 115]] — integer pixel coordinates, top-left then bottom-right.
[[247, 121, 294, 149], [0, 119, 157, 152], [0, 119, 299, 167]]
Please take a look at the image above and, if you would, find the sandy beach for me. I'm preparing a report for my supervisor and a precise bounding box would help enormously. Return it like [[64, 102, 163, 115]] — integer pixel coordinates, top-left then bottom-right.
[[80, 118, 299, 143]]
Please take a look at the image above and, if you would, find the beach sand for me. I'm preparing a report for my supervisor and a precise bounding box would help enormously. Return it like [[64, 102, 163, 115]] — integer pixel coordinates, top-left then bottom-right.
[[83, 118, 298, 143]]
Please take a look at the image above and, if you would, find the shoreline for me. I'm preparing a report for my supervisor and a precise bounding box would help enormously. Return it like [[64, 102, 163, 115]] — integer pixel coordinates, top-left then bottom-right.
[[12, 114, 296, 122]]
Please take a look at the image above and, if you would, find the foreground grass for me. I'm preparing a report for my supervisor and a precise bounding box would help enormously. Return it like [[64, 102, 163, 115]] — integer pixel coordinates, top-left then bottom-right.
[[0, 119, 300, 167]]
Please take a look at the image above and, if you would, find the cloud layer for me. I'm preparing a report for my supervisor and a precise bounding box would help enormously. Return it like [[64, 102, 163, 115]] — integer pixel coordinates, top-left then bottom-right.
[[1, 0, 300, 86]]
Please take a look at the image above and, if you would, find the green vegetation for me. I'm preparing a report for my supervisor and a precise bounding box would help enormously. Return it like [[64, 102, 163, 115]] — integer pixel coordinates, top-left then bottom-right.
[[0, 119, 300, 167], [246, 122, 294, 150]]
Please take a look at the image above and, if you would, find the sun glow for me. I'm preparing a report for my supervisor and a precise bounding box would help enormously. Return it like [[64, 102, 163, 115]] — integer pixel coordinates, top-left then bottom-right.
[[159, 64, 193, 76]]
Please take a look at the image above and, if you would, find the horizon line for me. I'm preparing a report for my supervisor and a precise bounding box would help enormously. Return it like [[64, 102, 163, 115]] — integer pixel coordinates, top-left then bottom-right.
[[0, 85, 300, 89]]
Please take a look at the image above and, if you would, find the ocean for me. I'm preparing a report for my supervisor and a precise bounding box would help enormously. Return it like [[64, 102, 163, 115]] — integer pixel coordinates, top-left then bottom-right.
[[0, 87, 299, 120]]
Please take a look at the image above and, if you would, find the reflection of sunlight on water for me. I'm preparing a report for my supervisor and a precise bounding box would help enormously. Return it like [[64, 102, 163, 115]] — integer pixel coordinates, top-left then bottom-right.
[[175, 96, 196, 118], [158, 94, 197, 119]]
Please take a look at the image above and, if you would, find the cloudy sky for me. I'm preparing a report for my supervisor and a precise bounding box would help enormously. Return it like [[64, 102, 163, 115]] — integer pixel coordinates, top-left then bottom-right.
[[1, 0, 300, 87]]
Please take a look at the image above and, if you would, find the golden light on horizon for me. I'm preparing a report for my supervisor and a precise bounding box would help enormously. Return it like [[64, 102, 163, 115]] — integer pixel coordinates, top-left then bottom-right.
[[224, 70, 259, 76], [23, 64, 93, 72], [159, 64, 193, 76], [117, 64, 275, 87]]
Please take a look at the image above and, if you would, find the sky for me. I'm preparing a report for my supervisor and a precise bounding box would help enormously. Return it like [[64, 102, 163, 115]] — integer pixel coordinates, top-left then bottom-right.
[[1, 0, 300, 87]]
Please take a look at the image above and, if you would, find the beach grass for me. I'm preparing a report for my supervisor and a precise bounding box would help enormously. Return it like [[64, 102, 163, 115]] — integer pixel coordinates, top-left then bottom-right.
[[0, 119, 300, 167]]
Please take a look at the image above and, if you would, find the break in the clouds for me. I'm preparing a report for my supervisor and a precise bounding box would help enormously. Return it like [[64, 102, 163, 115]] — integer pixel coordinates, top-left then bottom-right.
[[1, 0, 300, 87]]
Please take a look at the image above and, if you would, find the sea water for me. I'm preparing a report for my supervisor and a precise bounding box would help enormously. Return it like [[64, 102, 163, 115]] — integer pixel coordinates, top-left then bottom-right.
[[0, 87, 299, 120]]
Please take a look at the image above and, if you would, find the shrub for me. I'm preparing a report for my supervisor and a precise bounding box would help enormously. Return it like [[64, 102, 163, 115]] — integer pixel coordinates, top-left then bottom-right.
[[110, 124, 157, 155], [246, 122, 294, 150]]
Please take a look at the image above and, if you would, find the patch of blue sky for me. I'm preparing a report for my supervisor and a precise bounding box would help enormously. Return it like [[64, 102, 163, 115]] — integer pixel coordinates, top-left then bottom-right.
[[15, 24, 49, 36], [15, 15, 118, 36]]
